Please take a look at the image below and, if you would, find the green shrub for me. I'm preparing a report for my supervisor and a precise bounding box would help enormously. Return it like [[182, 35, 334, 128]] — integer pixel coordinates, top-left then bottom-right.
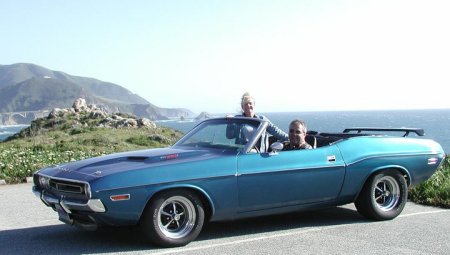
[[126, 134, 172, 147], [409, 157, 450, 208], [70, 128, 84, 135], [126, 135, 150, 146], [0, 127, 182, 184], [0, 146, 105, 183]]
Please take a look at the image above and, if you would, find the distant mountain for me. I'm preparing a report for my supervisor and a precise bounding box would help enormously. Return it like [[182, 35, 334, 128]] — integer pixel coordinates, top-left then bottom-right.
[[0, 63, 194, 124]]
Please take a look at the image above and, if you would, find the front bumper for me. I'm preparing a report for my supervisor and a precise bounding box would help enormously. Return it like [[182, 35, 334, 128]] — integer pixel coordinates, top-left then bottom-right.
[[33, 185, 106, 230], [32, 186, 106, 214], [33, 186, 106, 214]]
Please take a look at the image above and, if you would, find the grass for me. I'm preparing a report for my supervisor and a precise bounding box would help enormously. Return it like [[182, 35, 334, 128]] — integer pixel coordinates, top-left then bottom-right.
[[0, 126, 182, 183], [409, 156, 450, 208]]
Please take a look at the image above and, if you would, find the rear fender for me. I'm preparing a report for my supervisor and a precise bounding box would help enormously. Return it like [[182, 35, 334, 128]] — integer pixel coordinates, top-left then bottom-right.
[[354, 165, 411, 201]]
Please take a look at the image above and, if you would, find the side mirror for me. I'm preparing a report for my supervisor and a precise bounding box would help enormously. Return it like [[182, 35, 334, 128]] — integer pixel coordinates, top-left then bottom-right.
[[269, 142, 284, 155]]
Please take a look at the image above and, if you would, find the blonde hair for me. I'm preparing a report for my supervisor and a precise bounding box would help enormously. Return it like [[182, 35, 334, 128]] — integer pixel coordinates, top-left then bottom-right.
[[241, 92, 255, 109]]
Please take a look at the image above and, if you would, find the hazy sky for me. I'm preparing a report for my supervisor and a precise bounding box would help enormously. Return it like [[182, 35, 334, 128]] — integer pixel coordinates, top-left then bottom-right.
[[2, 0, 449, 114]]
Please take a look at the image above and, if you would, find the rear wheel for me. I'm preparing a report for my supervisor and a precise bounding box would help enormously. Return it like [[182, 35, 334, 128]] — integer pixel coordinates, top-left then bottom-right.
[[140, 190, 205, 247], [355, 169, 407, 220]]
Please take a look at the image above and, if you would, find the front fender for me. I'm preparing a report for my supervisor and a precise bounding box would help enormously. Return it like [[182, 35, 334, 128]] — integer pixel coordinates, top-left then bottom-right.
[[143, 184, 216, 219]]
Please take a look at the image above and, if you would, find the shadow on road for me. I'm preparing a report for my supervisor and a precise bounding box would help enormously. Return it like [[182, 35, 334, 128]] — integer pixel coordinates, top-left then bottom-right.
[[199, 205, 367, 241], [0, 206, 367, 254], [0, 224, 151, 254]]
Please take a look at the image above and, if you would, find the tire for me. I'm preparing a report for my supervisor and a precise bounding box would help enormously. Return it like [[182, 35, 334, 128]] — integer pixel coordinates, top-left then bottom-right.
[[140, 189, 205, 247], [355, 169, 408, 221]]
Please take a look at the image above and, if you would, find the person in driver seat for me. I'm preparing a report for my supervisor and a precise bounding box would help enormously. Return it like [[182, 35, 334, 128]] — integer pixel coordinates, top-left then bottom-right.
[[283, 119, 312, 150]]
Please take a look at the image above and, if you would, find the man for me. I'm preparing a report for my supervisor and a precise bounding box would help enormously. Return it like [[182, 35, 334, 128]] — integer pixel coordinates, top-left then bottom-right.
[[283, 119, 312, 150]]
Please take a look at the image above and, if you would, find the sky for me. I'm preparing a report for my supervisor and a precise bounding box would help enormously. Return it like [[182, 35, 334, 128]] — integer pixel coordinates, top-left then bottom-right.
[[1, 0, 449, 114]]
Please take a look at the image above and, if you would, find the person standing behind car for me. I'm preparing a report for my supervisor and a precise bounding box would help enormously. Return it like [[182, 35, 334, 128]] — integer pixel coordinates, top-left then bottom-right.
[[282, 119, 312, 150], [227, 92, 288, 152]]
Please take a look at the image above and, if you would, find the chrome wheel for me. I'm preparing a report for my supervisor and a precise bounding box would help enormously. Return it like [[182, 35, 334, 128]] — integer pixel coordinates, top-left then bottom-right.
[[374, 176, 400, 211], [157, 196, 196, 239], [141, 190, 205, 247], [355, 169, 407, 221]]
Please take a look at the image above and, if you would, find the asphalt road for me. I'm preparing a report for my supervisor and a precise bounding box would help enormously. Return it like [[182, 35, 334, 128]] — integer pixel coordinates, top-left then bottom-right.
[[1, 183, 449, 255]]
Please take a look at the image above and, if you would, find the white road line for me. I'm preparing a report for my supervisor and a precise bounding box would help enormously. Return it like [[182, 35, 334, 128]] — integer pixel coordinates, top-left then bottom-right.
[[398, 209, 448, 218], [149, 225, 343, 255], [149, 209, 450, 255]]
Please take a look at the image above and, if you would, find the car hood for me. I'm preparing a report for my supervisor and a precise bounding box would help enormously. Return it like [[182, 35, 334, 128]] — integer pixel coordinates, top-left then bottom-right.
[[38, 147, 219, 180]]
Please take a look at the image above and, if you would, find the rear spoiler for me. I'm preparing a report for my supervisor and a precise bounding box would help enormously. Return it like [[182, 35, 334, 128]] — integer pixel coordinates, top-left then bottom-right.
[[343, 127, 425, 137]]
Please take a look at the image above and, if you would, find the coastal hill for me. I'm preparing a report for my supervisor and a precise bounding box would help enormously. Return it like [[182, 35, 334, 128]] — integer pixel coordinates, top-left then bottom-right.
[[1, 98, 184, 183], [0, 63, 194, 124]]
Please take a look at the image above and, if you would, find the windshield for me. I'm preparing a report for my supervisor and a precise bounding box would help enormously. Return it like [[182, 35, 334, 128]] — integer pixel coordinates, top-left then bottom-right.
[[174, 118, 261, 152]]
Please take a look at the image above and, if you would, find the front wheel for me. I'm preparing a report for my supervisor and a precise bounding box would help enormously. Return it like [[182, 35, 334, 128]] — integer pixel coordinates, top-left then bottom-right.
[[355, 169, 408, 221], [140, 190, 205, 247]]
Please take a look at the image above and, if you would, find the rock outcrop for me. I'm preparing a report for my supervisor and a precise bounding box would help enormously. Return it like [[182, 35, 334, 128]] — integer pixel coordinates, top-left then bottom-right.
[[47, 98, 157, 129], [195, 111, 212, 121], [7, 98, 159, 141]]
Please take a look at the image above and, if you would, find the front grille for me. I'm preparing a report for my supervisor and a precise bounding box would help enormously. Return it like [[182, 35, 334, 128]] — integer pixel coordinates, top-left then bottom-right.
[[49, 179, 87, 195]]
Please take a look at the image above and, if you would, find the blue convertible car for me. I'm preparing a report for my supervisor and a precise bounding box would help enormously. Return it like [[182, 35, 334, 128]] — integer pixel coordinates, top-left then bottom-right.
[[33, 117, 445, 247]]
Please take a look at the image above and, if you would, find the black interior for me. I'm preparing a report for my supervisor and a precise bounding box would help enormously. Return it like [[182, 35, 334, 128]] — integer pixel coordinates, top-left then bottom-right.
[[268, 131, 376, 150]]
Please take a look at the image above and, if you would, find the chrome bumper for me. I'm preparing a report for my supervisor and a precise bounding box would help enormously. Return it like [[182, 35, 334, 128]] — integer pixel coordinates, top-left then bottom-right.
[[33, 186, 106, 214]]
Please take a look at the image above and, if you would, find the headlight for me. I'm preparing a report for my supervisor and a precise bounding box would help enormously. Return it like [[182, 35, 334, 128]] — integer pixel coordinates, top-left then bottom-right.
[[38, 175, 50, 188]]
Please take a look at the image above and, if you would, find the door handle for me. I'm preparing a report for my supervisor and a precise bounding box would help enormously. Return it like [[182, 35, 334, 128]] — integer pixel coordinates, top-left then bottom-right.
[[327, 155, 336, 163]]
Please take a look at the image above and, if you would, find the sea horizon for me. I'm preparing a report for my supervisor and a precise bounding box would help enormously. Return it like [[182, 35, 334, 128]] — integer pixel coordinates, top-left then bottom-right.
[[1, 108, 449, 126], [1, 109, 449, 153], [157, 109, 450, 153]]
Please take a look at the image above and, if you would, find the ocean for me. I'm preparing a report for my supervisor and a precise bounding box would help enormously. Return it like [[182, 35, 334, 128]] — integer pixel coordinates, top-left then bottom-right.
[[156, 109, 450, 153], [0, 125, 28, 141], [1, 109, 449, 153]]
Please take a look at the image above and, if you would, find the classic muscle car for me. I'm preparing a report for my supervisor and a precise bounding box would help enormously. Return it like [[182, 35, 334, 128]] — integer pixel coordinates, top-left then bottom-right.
[[32, 117, 445, 247]]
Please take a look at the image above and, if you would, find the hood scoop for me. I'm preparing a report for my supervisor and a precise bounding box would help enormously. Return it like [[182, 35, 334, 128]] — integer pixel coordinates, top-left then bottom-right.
[[126, 156, 149, 161], [126, 154, 179, 163]]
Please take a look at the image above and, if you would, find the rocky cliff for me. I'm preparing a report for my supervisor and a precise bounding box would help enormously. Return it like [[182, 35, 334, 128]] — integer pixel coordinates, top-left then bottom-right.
[[0, 63, 195, 124], [8, 98, 158, 140]]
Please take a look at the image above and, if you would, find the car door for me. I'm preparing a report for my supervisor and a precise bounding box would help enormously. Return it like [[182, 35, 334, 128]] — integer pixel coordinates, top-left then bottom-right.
[[237, 145, 345, 212]]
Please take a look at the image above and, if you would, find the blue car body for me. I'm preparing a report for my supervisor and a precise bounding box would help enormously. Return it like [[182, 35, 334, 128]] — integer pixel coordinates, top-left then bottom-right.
[[32, 117, 445, 246]]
